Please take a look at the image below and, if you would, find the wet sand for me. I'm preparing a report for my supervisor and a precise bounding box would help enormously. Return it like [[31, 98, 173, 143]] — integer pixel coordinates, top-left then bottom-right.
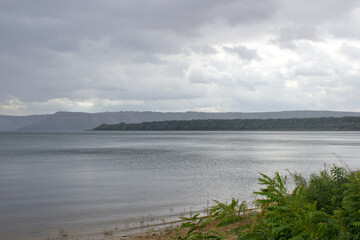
[[49, 209, 209, 240], [77, 218, 239, 240], [53, 208, 253, 240]]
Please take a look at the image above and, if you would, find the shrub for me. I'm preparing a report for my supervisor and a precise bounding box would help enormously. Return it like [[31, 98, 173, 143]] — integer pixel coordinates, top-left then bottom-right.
[[177, 165, 360, 240]]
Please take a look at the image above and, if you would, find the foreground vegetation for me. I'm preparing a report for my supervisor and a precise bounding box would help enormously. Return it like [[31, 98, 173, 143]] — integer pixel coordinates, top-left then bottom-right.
[[176, 165, 360, 240], [93, 117, 360, 131]]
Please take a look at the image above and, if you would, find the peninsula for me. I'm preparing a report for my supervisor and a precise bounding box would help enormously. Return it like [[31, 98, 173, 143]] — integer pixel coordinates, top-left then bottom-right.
[[93, 117, 360, 131]]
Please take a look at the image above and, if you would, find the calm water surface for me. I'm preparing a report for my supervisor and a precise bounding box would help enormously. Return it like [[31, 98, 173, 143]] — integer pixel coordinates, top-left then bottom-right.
[[0, 131, 360, 239]]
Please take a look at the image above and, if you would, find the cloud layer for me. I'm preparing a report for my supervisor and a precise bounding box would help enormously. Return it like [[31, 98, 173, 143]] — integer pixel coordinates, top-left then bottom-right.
[[1, 0, 360, 115]]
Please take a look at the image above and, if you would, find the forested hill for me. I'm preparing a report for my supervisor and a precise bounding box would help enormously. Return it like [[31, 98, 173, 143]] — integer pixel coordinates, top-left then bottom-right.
[[93, 117, 360, 131], [2, 110, 360, 131]]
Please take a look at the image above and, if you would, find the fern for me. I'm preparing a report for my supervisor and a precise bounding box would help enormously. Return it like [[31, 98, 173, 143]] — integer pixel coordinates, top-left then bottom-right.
[[241, 170, 341, 239], [177, 214, 222, 240], [176, 166, 360, 240]]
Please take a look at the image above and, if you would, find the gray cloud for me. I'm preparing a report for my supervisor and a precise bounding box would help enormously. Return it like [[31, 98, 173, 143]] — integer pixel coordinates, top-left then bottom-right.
[[1, 0, 360, 115], [293, 62, 332, 77], [190, 45, 218, 55], [223, 45, 261, 61], [340, 42, 360, 60], [270, 25, 318, 49]]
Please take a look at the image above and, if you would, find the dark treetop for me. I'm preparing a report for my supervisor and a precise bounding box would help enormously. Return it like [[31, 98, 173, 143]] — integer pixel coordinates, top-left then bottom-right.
[[93, 117, 360, 131]]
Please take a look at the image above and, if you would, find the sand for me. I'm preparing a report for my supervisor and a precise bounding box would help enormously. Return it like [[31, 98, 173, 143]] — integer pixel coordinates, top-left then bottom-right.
[[55, 217, 241, 240]]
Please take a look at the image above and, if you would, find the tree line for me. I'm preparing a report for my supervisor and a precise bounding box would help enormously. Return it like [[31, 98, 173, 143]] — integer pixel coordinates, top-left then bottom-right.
[[93, 117, 360, 131]]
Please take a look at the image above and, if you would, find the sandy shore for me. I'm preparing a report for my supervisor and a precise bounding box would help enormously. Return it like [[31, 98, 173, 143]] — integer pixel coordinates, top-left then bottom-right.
[[48, 207, 251, 240], [84, 218, 238, 240], [77, 219, 185, 240], [51, 209, 209, 240], [49, 218, 189, 240], [59, 210, 248, 240]]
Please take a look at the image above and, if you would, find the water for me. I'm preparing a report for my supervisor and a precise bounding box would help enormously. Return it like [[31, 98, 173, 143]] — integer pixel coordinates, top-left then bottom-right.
[[0, 131, 360, 239]]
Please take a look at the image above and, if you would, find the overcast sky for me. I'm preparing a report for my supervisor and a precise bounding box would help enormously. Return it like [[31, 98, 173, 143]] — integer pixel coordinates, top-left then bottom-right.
[[1, 0, 360, 115]]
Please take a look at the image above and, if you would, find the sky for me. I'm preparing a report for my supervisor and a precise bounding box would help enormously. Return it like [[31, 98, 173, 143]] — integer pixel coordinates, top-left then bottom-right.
[[1, 0, 360, 115]]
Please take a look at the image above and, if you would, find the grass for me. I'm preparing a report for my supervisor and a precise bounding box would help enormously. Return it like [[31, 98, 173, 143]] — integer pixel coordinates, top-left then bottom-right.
[[103, 228, 114, 236], [59, 228, 68, 239]]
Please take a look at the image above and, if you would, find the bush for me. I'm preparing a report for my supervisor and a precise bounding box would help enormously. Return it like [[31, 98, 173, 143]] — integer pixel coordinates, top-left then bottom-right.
[[177, 165, 360, 240]]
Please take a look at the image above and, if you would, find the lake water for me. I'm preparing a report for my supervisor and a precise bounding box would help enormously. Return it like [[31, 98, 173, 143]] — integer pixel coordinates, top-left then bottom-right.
[[0, 131, 360, 239]]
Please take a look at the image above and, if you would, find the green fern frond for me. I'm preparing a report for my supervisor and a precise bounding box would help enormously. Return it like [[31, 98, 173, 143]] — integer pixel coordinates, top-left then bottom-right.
[[351, 221, 360, 227]]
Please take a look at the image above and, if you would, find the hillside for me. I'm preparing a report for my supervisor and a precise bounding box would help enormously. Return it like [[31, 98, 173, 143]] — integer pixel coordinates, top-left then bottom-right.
[[1, 110, 360, 131], [0, 114, 47, 131]]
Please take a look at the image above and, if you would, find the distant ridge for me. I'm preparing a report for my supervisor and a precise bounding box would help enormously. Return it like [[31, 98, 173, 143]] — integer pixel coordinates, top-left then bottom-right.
[[1, 110, 360, 131], [0, 114, 48, 131]]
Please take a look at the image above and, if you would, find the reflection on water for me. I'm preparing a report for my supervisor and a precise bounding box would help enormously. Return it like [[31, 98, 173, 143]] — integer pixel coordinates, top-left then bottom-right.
[[0, 131, 360, 239]]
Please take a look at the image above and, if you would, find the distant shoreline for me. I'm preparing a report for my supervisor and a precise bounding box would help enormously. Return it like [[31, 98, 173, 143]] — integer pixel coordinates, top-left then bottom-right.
[[3, 110, 360, 131], [93, 116, 360, 131]]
